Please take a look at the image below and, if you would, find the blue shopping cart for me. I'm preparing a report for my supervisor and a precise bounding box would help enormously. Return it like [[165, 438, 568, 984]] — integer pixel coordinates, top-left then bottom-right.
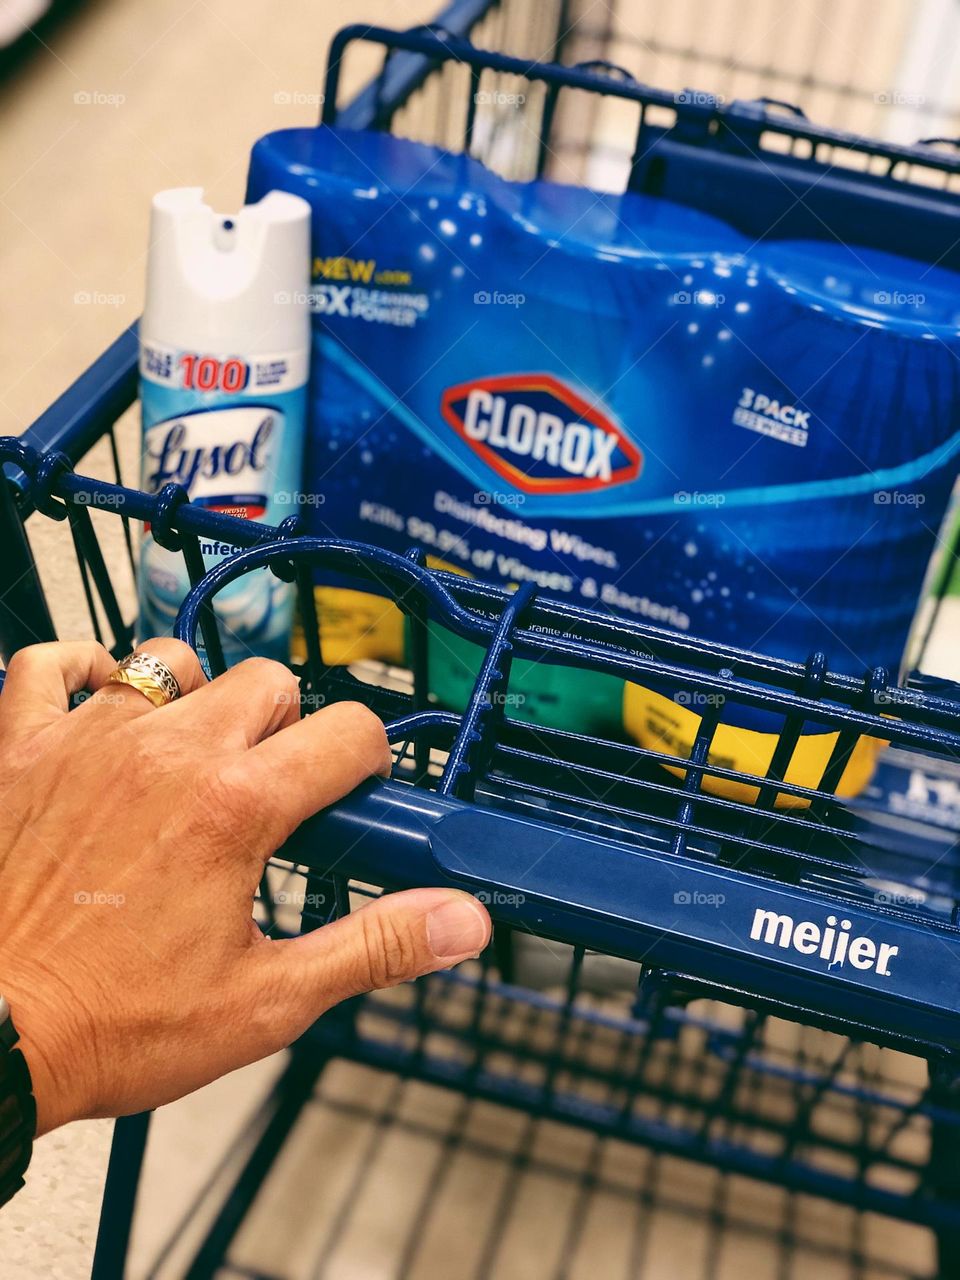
[[4, 7, 960, 1277]]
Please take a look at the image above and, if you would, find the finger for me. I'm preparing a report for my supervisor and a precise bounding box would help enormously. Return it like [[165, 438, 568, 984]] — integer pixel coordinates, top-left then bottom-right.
[[79, 638, 206, 720], [257, 888, 491, 1026], [155, 657, 301, 749], [0, 641, 116, 737], [215, 701, 392, 853]]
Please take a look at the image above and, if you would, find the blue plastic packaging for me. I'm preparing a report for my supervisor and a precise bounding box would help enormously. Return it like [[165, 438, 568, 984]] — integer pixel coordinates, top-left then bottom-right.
[[247, 126, 960, 787]]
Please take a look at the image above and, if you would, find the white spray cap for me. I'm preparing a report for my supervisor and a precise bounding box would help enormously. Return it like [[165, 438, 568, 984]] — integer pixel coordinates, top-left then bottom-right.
[[143, 187, 311, 354]]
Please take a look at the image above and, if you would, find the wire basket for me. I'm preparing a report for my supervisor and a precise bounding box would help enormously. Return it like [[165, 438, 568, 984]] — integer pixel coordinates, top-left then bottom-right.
[[5, 424, 960, 1277], [4, 7, 960, 1279]]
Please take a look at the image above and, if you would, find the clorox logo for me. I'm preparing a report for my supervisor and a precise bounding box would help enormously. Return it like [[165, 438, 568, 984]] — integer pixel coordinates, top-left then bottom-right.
[[440, 374, 642, 494]]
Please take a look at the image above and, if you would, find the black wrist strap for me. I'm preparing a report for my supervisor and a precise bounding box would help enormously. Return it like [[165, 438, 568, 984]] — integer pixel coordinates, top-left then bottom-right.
[[0, 1004, 36, 1208]]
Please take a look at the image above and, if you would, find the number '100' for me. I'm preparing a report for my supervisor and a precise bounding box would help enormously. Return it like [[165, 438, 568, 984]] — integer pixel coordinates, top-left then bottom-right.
[[179, 354, 249, 393]]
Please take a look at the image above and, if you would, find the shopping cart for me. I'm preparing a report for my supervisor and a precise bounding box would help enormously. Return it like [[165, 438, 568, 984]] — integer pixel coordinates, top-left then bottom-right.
[[4, 6, 960, 1278]]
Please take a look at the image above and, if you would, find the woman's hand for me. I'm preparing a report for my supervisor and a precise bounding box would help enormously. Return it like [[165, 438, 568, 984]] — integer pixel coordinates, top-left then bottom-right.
[[0, 639, 490, 1134]]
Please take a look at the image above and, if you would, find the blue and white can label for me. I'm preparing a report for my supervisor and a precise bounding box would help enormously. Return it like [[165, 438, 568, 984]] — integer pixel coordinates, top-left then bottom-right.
[[138, 344, 308, 665]]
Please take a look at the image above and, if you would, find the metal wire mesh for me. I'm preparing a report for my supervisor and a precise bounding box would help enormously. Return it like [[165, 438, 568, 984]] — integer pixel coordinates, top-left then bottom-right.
[[148, 904, 947, 1277], [553, 0, 960, 194], [363, 0, 960, 202]]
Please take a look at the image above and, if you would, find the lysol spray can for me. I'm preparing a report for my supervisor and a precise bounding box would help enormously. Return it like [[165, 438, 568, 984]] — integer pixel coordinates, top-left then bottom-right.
[[138, 186, 311, 665]]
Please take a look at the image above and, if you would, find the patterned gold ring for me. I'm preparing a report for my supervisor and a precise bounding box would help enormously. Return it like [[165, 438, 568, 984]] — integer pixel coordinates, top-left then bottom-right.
[[105, 652, 181, 709]]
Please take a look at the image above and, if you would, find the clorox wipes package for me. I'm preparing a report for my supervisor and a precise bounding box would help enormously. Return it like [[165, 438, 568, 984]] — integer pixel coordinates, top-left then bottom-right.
[[247, 126, 960, 803]]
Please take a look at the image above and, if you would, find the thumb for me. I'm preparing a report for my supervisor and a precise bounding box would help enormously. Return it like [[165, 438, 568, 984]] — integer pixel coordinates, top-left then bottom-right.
[[261, 888, 491, 1028]]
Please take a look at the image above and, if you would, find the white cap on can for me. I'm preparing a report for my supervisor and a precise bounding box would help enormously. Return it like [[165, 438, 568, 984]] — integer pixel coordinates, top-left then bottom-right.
[[143, 187, 311, 354]]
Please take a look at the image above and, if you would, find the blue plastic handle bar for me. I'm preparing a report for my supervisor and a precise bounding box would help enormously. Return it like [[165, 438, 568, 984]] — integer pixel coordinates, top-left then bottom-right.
[[295, 778, 960, 1054]]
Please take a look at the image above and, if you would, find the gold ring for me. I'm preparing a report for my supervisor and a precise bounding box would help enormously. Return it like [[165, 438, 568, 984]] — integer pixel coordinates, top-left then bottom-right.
[[105, 652, 181, 709]]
